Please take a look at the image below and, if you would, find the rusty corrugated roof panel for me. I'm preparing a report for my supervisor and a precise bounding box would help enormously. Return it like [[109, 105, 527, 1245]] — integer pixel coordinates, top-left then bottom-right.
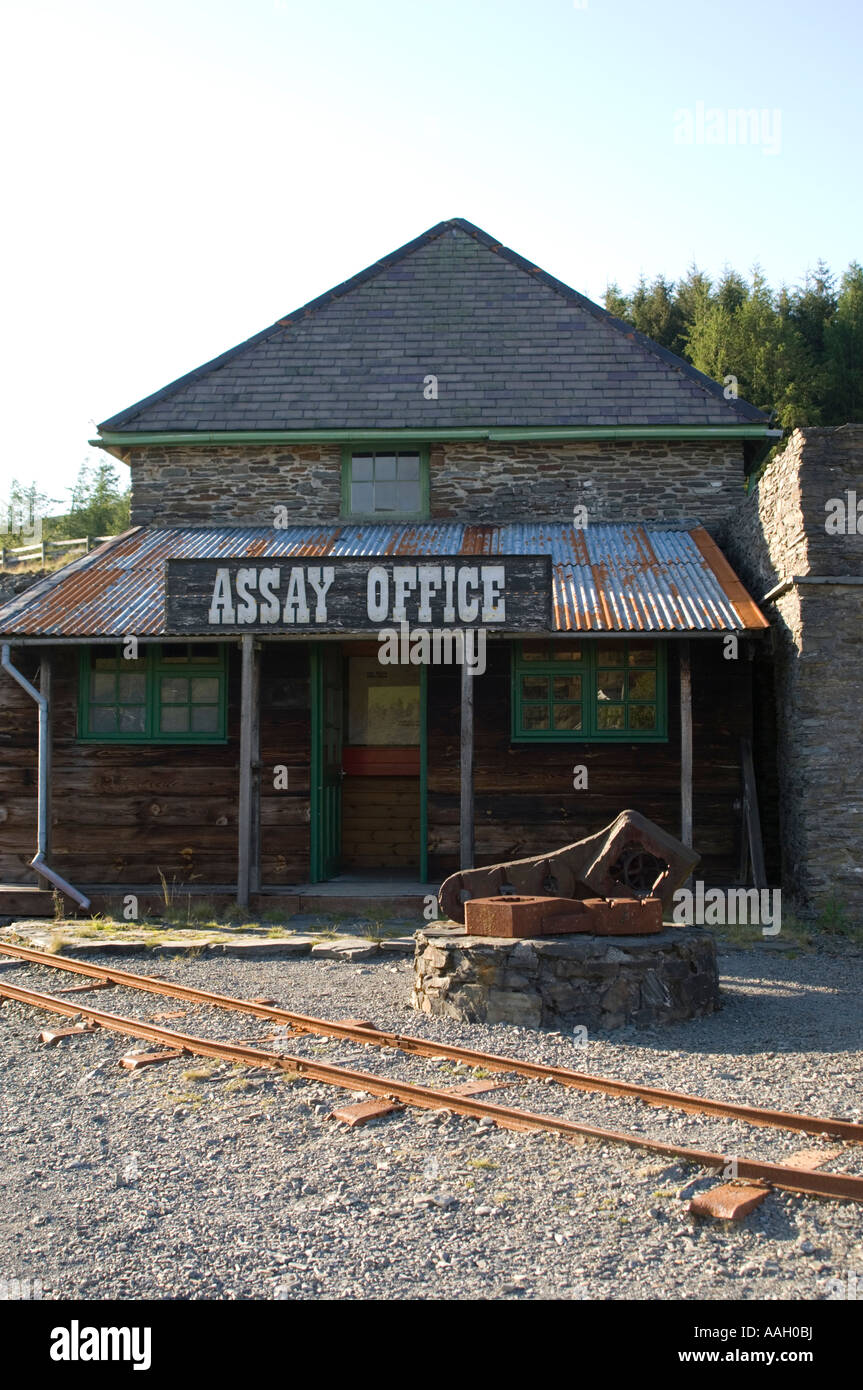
[[0, 522, 767, 637]]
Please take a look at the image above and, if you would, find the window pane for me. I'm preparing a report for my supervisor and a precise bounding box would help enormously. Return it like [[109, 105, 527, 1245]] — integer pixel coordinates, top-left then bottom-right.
[[553, 676, 581, 700], [628, 671, 656, 700], [118, 673, 146, 702], [191, 677, 219, 703], [553, 705, 582, 731], [347, 657, 420, 745], [161, 644, 190, 663], [551, 644, 583, 661], [351, 481, 374, 513], [91, 672, 116, 703], [397, 479, 420, 512], [90, 705, 117, 733], [352, 454, 373, 481], [93, 646, 121, 668], [521, 675, 549, 700], [374, 480, 397, 510], [521, 704, 549, 730], [597, 645, 624, 666], [596, 670, 625, 701], [189, 644, 219, 663], [160, 677, 189, 704], [596, 704, 625, 730], [374, 454, 396, 480], [627, 642, 656, 667], [161, 706, 189, 732], [118, 706, 146, 733], [397, 454, 420, 480], [191, 705, 219, 733], [629, 704, 657, 730], [520, 643, 548, 662]]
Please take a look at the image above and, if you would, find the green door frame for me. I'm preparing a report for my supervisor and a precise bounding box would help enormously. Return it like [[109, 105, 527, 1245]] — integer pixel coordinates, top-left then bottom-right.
[[312, 643, 429, 883], [309, 644, 344, 883]]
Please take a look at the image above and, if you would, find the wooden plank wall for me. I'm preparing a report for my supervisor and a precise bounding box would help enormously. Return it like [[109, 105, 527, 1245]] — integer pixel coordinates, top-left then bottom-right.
[[0, 638, 769, 889], [0, 644, 311, 887], [341, 776, 420, 870], [426, 641, 755, 884]]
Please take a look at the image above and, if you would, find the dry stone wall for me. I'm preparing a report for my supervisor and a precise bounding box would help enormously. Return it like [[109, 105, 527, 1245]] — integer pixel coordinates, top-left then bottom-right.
[[128, 439, 743, 529], [727, 425, 863, 916]]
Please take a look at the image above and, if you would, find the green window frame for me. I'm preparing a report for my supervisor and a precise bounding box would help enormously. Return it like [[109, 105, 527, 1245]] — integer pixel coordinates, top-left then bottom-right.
[[78, 643, 228, 743], [340, 445, 430, 520], [511, 639, 667, 742]]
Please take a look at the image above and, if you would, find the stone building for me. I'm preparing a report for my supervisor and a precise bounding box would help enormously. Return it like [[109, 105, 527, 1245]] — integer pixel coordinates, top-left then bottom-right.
[[0, 218, 775, 917], [726, 424, 863, 916]]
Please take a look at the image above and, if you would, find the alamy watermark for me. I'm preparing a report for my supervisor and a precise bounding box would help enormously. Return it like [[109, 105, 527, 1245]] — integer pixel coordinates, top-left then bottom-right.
[[377, 620, 487, 676], [672, 882, 781, 936], [825, 490, 863, 534], [673, 102, 782, 157]]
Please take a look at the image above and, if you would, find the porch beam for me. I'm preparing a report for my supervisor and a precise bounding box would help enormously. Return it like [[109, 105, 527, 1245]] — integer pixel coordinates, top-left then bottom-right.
[[679, 641, 693, 852], [460, 663, 474, 870]]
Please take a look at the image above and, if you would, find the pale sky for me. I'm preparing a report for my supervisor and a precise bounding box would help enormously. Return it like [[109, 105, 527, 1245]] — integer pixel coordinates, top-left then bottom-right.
[[1, 0, 861, 506]]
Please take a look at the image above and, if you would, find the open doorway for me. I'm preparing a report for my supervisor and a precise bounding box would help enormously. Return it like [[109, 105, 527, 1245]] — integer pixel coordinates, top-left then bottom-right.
[[310, 642, 427, 882]]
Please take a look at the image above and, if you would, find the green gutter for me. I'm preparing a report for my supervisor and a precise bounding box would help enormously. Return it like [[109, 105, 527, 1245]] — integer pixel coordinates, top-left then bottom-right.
[[92, 425, 778, 449]]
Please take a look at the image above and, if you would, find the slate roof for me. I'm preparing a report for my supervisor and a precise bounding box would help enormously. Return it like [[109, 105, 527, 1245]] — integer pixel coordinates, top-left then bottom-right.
[[99, 219, 768, 434], [0, 524, 768, 637]]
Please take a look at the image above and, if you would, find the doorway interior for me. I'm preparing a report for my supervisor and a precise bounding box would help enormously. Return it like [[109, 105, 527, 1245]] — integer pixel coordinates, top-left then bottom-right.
[[310, 642, 428, 882]]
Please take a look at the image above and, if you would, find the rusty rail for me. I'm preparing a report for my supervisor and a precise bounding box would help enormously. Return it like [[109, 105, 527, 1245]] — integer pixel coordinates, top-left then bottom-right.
[[1, 974, 862, 1203], [1, 938, 861, 1144]]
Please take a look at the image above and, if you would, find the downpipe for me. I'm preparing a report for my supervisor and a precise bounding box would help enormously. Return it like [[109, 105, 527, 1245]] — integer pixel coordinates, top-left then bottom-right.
[[0, 644, 90, 910]]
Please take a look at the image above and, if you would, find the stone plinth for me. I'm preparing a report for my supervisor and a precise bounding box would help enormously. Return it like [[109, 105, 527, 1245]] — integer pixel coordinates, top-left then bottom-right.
[[412, 927, 719, 1030]]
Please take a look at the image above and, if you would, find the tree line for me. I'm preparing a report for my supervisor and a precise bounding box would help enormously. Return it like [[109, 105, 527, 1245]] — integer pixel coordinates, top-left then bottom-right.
[[2, 461, 130, 548], [604, 260, 863, 427]]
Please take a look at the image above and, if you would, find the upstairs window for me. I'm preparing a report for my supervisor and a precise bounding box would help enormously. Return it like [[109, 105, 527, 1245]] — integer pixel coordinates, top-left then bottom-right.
[[512, 639, 667, 741], [342, 447, 428, 519], [79, 644, 227, 743]]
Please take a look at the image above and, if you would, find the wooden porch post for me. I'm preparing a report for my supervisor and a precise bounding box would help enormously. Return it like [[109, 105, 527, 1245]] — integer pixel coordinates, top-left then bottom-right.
[[459, 661, 474, 870], [237, 636, 260, 907], [679, 640, 693, 851], [40, 649, 52, 871]]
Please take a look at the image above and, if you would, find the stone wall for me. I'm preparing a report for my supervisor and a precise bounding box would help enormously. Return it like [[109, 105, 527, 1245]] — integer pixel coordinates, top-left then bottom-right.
[[412, 927, 720, 1031], [127, 439, 744, 529], [726, 425, 863, 916]]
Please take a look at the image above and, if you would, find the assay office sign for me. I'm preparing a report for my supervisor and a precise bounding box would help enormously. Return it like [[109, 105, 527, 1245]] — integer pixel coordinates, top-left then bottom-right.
[[165, 556, 551, 632]]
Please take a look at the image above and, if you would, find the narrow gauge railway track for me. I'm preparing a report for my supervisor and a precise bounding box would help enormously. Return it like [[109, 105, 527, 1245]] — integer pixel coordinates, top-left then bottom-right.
[[1, 976, 862, 1203], [1, 945, 862, 1203], [1, 939, 860, 1144]]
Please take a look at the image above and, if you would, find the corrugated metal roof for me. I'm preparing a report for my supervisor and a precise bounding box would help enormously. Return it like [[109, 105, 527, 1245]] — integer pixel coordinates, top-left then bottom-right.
[[0, 523, 768, 637]]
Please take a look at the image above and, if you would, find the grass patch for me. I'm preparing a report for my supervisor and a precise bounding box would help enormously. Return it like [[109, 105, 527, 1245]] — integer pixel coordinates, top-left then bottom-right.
[[362, 920, 404, 943], [159, 1089, 204, 1110], [182, 1067, 214, 1083]]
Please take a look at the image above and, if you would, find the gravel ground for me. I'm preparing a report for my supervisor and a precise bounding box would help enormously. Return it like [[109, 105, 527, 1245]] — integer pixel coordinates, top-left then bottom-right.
[[0, 944, 861, 1301]]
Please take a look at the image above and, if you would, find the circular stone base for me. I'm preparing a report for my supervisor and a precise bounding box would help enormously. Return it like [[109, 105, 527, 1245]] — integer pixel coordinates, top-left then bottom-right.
[[412, 927, 719, 1030]]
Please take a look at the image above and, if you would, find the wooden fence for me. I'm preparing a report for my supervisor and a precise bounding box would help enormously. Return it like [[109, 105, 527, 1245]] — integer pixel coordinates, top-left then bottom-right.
[[0, 536, 115, 568]]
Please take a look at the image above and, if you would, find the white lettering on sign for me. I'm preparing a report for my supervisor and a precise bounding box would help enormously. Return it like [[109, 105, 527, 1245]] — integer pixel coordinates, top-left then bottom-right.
[[205, 564, 508, 626], [365, 565, 506, 624]]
